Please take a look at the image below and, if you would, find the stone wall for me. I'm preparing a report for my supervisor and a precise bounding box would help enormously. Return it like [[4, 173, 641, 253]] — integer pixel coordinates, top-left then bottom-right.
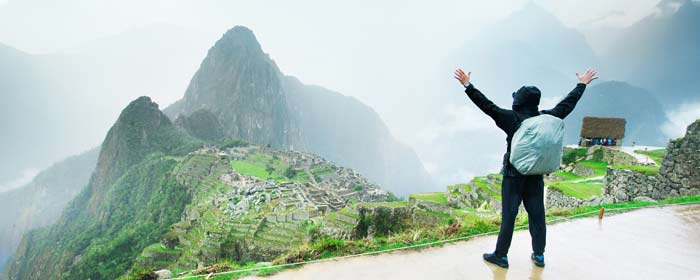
[[545, 187, 613, 209], [602, 120, 700, 203], [659, 120, 700, 192], [602, 168, 665, 202], [546, 188, 584, 209]]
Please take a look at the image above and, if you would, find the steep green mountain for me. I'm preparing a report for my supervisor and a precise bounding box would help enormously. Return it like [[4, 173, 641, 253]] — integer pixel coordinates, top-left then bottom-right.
[[0, 148, 98, 275], [6, 95, 395, 280], [5, 97, 200, 280], [165, 26, 433, 195], [603, 0, 700, 104], [563, 81, 668, 146]]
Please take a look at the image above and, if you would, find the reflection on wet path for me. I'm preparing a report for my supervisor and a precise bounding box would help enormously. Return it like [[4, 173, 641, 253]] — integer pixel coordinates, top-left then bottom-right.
[[253, 205, 700, 280]]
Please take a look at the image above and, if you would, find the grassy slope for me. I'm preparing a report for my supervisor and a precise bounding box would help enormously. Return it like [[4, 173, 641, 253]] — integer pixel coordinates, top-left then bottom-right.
[[182, 196, 700, 279], [549, 179, 603, 200], [10, 155, 192, 280], [634, 148, 666, 165], [612, 164, 660, 176], [409, 192, 448, 204], [230, 152, 310, 183]]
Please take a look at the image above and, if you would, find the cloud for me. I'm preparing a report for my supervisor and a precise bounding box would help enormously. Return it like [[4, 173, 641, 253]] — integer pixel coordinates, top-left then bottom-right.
[[0, 168, 39, 193], [413, 104, 505, 187], [661, 102, 700, 139]]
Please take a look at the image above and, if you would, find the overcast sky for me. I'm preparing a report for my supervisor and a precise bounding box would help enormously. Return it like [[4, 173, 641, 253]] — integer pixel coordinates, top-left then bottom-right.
[[1, 0, 673, 187]]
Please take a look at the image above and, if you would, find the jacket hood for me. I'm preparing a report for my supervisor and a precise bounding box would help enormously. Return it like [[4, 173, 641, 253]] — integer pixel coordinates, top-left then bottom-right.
[[512, 86, 541, 112]]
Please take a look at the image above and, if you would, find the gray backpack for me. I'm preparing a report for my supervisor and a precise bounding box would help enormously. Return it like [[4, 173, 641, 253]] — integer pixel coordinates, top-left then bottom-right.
[[509, 114, 564, 175]]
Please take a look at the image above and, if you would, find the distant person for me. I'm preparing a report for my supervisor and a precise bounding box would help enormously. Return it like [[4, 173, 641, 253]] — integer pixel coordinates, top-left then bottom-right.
[[453, 68, 598, 268]]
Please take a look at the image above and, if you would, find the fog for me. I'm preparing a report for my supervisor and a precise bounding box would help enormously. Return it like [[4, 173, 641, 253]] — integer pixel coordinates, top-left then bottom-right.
[[2, 0, 697, 190]]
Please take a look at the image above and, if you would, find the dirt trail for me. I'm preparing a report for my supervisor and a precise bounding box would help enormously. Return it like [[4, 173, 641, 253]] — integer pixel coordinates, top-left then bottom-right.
[[249, 205, 700, 280]]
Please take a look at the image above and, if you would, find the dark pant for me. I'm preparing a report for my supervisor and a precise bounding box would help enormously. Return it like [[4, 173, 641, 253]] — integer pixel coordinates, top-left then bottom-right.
[[494, 175, 546, 257]]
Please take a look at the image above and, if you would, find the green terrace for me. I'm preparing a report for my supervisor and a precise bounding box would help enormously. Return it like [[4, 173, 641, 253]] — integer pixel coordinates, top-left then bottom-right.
[[230, 152, 311, 183], [354, 201, 409, 208], [633, 148, 666, 165], [548, 179, 603, 200], [612, 164, 660, 176], [562, 147, 588, 165], [409, 192, 448, 204], [553, 170, 583, 181], [576, 160, 608, 176]]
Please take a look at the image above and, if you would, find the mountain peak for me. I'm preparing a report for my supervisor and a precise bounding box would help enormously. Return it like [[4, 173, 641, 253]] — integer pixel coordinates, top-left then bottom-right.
[[174, 25, 295, 149], [507, 1, 561, 26], [86, 96, 192, 212], [211, 25, 263, 55]]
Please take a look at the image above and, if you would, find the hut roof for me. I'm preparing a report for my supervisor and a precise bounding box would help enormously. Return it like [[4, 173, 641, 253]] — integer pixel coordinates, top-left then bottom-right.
[[580, 116, 626, 139]]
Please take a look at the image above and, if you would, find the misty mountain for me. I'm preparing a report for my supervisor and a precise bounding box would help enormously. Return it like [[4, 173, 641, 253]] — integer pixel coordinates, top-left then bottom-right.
[[166, 27, 300, 148], [283, 76, 433, 196], [421, 2, 600, 186], [0, 43, 73, 188], [6, 93, 399, 280], [563, 81, 668, 146], [0, 148, 98, 275], [166, 26, 434, 195], [443, 2, 597, 106], [602, 0, 700, 105], [6, 97, 200, 280], [0, 24, 208, 190]]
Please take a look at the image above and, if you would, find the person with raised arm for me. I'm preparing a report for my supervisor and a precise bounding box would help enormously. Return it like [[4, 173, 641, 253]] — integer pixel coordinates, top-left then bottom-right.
[[453, 68, 598, 268]]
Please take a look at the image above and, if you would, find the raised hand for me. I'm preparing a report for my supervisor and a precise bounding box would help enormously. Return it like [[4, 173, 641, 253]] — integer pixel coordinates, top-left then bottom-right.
[[576, 69, 598, 85], [454, 69, 471, 85]]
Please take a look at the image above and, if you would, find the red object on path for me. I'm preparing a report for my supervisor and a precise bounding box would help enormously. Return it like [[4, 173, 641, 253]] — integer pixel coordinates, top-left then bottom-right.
[[598, 207, 605, 220]]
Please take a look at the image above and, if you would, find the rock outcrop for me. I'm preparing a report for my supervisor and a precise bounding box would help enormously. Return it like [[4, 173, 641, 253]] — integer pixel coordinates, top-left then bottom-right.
[[446, 175, 502, 210], [169, 26, 299, 148]]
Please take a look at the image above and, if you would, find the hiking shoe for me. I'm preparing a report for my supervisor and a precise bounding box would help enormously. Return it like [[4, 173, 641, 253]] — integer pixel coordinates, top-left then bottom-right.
[[483, 252, 509, 268], [531, 253, 545, 267]]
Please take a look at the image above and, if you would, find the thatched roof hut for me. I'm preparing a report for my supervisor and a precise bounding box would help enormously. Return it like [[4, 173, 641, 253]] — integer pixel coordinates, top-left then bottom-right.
[[580, 116, 626, 139]]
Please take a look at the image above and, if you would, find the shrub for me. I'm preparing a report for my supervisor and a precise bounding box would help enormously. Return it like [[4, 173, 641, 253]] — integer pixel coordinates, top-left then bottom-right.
[[591, 148, 605, 161], [160, 230, 179, 249], [284, 167, 298, 178]]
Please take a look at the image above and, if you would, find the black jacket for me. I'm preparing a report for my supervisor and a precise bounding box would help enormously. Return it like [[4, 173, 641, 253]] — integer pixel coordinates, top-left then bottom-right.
[[464, 83, 587, 177]]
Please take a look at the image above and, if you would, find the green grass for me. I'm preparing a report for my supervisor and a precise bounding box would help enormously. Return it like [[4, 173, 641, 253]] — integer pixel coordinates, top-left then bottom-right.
[[472, 177, 501, 200], [410, 192, 448, 204], [633, 149, 666, 165], [230, 153, 311, 183], [231, 160, 275, 179], [553, 170, 584, 180], [184, 195, 700, 280], [577, 160, 608, 176], [356, 201, 409, 208], [548, 180, 603, 200], [612, 164, 660, 176], [448, 184, 471, 194], [143, 243, 182, 254], [562, 147, 588, 165]]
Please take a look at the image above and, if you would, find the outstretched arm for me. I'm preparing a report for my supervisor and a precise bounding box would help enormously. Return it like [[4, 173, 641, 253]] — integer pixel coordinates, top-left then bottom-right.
[[543, 69, 598, 119], [454, 69, 509, 125]]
